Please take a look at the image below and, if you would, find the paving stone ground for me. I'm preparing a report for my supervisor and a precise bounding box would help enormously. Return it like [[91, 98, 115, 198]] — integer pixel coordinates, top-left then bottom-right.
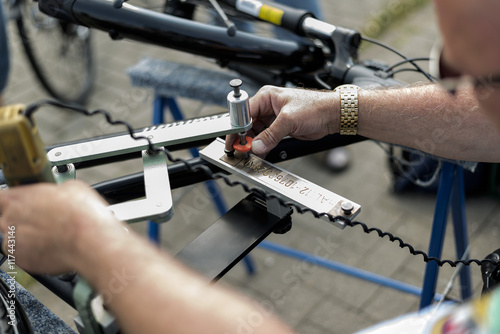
[[3, 1, 500, 333]]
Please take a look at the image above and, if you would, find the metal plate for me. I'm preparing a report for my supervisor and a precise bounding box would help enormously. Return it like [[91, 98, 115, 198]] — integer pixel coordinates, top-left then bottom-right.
[[47, 113, 251, 165], [176, 194, 286, 282], [200, 138, 361, 229]]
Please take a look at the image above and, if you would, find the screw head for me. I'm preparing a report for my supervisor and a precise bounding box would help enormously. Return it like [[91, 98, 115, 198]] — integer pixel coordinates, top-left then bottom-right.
[[230, 79, 242, 97], [230, 79, 242, 88], [341, 201, 354, 215]]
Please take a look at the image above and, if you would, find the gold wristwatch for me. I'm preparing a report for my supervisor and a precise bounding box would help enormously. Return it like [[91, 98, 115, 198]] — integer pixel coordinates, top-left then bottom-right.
[[334, 84, 360, 135]]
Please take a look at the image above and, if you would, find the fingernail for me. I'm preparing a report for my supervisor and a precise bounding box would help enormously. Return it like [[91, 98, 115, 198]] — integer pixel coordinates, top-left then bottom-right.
[[252, 139, 266, 155]]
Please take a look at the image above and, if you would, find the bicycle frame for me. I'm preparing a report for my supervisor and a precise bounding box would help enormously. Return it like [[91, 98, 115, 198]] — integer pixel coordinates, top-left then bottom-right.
[[42, 0, 325, 71]]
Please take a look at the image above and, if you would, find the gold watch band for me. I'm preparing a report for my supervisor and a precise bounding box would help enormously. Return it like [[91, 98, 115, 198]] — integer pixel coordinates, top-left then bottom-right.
[[335, 84, 360, 135]]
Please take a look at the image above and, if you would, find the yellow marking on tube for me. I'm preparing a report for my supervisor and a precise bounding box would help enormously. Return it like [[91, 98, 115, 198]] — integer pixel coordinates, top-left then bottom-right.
[[258, 5, 283, 25]]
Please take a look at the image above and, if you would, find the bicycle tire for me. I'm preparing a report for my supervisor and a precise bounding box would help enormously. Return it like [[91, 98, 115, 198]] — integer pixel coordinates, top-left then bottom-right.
[[15, 0, 95, 105], [0, 277, 33, 334]]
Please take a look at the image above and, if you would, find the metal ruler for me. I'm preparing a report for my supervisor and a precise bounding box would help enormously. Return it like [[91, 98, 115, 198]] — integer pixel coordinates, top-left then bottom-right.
[[200, 138, 361, 229]]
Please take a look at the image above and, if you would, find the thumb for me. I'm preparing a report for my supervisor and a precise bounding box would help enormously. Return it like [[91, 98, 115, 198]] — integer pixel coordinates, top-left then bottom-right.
[[252, 118, 290, 156]]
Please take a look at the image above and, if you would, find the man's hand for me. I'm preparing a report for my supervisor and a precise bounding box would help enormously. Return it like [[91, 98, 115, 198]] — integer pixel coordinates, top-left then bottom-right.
[[0, 180, 125, 275], [0, 181, 295, 334], [226, 86, 339, 157]]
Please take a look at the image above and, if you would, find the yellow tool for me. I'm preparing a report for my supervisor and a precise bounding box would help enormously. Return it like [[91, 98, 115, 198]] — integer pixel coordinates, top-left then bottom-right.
[[0, 104, 55, 187]]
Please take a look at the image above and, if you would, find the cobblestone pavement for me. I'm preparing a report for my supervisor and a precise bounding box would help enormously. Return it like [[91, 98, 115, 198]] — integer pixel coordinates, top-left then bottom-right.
[[3, 1, 500, 333]]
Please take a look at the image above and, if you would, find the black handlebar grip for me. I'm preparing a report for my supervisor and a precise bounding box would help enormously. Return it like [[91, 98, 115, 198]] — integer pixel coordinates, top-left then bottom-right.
[[272, 4, 314, 35], [38, 0, 79, 24]]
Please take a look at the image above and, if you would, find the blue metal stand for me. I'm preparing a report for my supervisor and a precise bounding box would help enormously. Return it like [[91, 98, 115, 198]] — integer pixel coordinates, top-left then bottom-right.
[[149, 96, 255, 274], [420, 162, 472, 308]]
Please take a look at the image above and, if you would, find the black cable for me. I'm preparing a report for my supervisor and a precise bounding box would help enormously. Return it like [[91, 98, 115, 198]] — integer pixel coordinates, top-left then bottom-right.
[[27, 100, 500, 269], [24, 100, 161, 154], [347, 219, 498, 268], [385, 57, 430, 72], [387, 68, 438, 80], [314, 73, 332, 90], [362, 36, 434, 82]]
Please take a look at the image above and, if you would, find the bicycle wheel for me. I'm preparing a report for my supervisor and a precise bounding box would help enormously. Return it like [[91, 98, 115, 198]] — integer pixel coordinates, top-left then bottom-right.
[[15, 0, 94, 105]]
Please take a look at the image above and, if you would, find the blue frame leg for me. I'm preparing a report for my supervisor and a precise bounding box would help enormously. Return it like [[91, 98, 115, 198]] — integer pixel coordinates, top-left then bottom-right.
[[450, 166, 472, 300], [420, 162, 455, 309], [420, 162, 472, 308]]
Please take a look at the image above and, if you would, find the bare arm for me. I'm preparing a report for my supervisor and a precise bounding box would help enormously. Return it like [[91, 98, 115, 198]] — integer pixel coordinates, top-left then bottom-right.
[[245, 83, 500, 162], [358, 84, 500, 162], [0, 181, 293, 334], [75, 215, 292, 334]]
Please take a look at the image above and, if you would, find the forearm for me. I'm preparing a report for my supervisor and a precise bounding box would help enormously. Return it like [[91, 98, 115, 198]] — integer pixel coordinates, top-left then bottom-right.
[[74, 224, 292, 334], [356, 84, 500, 162]]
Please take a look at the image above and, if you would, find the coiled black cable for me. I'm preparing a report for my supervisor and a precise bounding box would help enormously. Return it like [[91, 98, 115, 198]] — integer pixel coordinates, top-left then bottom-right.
[[25, 100, 500, 269]]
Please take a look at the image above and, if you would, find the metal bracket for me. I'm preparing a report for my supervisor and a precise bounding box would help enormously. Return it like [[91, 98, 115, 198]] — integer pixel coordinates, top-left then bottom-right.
[[108, 149, 173, 223], [199, 138, 361, 229], [51, 150, 173, 224]]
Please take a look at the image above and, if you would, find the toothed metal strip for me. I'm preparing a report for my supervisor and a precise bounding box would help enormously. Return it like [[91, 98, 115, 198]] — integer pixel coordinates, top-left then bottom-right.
[[47, 113, 250, 165]]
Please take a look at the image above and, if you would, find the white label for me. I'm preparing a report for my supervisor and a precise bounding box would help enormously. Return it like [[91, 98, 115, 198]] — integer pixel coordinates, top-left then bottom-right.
[[235, 0, 262, 17]]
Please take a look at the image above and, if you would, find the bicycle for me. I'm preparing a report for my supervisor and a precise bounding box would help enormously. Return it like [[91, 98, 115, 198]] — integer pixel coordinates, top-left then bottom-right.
[[0, 0, 498, 333], [2, 0, 95, 104]]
